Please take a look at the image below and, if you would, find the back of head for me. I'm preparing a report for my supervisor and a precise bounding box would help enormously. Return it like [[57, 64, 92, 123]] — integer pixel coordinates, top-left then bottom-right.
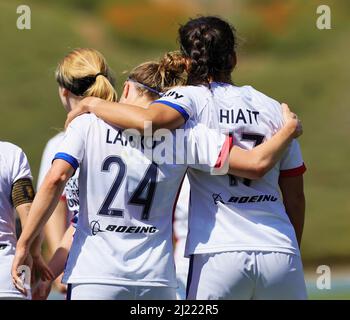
[[128, 51, 188, 100], [55, 48, 117, 102], [178, 16, 237, 85]]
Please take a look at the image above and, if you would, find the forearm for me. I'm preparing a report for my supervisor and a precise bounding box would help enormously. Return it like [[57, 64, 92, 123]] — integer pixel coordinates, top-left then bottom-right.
[[48, 225, 74, 279], [84, 99, 184, 133], [252, 125, 296, 174], [30, 231, 45, 258], [17, 179, 67, 249], [279, 175, 305, 247], [43, 200, 68, 258], [229, 125, 295, 179], [284, 196, 305, 247], [89, 100, 155, 133]]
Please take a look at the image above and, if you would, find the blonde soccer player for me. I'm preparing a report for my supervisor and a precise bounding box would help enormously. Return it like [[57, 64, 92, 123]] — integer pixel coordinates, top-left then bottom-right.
[[36, 49, 116, 295]]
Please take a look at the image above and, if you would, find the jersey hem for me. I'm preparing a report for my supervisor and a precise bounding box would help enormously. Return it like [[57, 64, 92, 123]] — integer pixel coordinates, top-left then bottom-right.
[[0, 291, 26, 299], [186, 245, 300, 257], [62, 277, 177, 288]]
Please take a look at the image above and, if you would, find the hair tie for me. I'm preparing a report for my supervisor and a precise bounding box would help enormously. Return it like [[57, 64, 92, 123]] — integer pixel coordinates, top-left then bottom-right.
[[95, 72, 105, 79]]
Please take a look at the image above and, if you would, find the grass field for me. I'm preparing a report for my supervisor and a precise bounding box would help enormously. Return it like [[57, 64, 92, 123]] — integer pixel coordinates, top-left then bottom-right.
[[0, 0, 349, 270]]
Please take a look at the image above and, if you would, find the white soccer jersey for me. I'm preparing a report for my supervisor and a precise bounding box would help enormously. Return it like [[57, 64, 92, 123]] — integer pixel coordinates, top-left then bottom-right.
[[173, 176, 190, 299], [38, 132, 79, 224], [56, 114, 230, 287], [155, 83, 306, 257], [0, 142, 32, 299]]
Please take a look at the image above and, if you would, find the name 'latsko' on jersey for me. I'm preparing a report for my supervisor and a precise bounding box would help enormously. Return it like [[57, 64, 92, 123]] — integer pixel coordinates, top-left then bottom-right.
[[54, 114, 230, 287]]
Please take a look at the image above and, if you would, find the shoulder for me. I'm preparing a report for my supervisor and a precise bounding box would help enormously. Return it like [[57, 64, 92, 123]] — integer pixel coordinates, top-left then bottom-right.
[[0, 141, 23, 157], [0, 141, 28, 171], [242, 85, 282, 113], [161, 85, 210, 102], [44, 132, 65, 150], [67, 113, 99, 133]]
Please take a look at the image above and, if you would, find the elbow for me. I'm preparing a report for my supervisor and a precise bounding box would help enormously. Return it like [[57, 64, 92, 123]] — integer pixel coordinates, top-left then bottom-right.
[[246, 160, 270, 180], [254, 161, 270, 179], [45, 171, 69, 189], [133, 114, 157, 134]]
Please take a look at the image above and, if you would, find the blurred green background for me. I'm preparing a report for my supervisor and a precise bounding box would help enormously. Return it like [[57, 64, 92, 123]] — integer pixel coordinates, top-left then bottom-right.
[[0, 0, 349, 299]]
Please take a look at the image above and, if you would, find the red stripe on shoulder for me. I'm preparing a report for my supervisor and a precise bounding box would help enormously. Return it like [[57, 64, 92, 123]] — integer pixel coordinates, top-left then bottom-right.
[[280, 163, 306, 177]]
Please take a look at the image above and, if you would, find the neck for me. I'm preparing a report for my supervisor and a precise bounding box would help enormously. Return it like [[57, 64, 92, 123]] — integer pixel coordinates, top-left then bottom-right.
[[125, 95, 153, 109], [67, 95, 83, 112]]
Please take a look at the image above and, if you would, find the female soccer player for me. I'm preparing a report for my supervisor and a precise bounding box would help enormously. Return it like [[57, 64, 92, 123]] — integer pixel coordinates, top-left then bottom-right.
[[64, 16, 307, 300], [0, 141, 51, 299], [36, 48, 116, 294], [12, 48, 301, 300]]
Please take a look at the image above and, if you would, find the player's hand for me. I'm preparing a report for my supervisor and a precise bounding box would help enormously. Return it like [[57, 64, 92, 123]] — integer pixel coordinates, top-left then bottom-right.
[[32, 254, 54, 282], [281, 103, 303, 138], [11, 244, 31, 296], [53, 274, 67, 295], [32, 280, 52, 300], [65, 96, 102, 129]]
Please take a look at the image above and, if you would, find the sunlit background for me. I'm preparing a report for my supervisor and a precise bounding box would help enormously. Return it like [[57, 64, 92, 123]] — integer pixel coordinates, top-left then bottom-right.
[[0, 0, 349, 299]]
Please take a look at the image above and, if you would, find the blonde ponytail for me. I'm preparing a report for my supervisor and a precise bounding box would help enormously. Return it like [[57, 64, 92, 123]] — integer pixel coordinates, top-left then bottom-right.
[[85, 73, 117, 102], [55, 48, 117, 102]]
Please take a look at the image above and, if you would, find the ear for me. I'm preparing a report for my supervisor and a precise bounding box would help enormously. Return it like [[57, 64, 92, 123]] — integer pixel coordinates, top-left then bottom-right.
[[59, 86, 70, 97], [122, 82, 130, 100]]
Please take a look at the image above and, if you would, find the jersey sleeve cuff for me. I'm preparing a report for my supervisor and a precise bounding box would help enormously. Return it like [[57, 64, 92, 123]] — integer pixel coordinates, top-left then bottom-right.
[[214, 135, 234, 169], [152, 100, 189, 121], [280, 163, 306, 177], [53, 152, 79, 170]]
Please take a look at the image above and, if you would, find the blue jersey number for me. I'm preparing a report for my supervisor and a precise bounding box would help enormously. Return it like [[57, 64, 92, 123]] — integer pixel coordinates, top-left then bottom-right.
[[98, 156, 158, 220]]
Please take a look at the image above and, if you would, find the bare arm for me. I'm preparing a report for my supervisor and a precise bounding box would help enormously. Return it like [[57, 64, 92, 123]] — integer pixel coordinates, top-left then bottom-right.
[[12, 160, 74, 292], [16, 202, 31, 228], [279, 175, 305, 247], [47, 225, 74, 279], [32, 225, 74, 300], [228, 104, 302, 179], [43, 200, 67, 259], [17, 160, 73, 247], [66, 97, 185, 133]]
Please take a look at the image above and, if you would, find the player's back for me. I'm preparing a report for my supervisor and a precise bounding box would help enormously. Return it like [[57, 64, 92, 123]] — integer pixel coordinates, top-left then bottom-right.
[[60, 114, 189, 287], [186, 83, 305, 257]]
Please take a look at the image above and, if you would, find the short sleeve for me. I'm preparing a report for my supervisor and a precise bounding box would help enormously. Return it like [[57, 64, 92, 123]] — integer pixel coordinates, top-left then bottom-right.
[[280, 140, 306, 177], [37, 133, 64, 189], [185, 122, 233, 175], [10, 146, 32, 184], [53, 116, 91, 170], [152, 86, 195, 121]]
